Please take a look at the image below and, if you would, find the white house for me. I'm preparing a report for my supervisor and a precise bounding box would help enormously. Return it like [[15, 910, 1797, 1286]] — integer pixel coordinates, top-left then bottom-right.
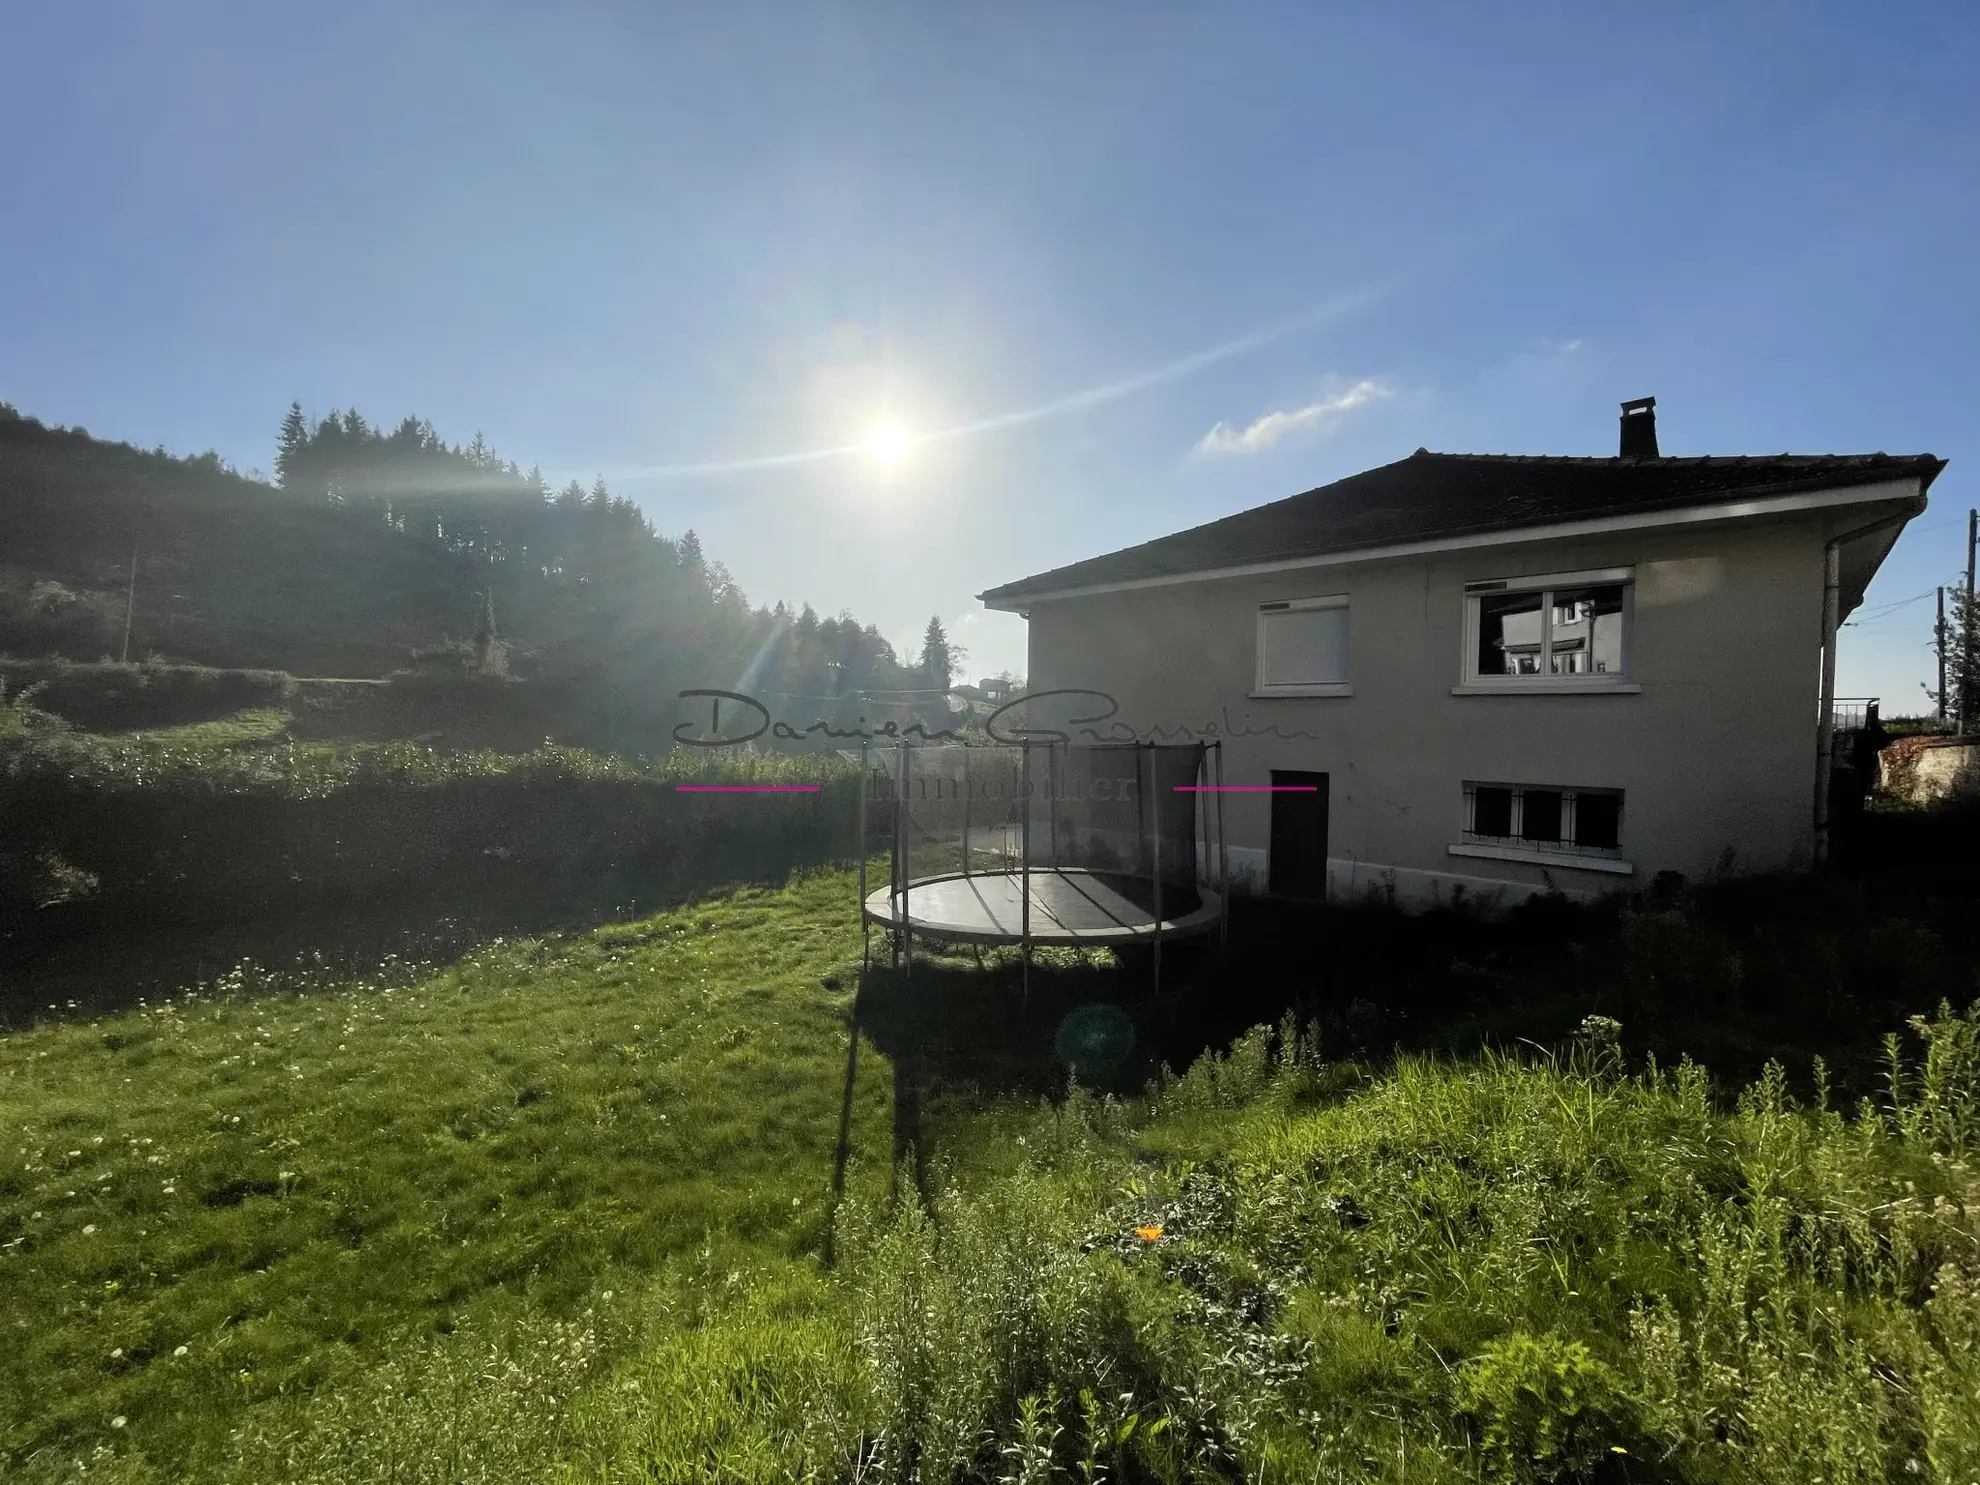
[[979, 399, 1945, 907]]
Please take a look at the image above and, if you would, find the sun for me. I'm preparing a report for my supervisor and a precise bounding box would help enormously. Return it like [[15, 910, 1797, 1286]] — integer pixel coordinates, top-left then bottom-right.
[[863, 422, 911, 466]]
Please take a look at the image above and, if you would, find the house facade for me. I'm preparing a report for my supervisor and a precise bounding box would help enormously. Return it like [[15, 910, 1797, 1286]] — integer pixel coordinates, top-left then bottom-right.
[[979, 401, 1944, 907]]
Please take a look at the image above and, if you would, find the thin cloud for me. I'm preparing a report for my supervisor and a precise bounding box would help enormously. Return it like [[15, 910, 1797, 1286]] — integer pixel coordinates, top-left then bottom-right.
[[1197, 379, 1392, 455], [601, 286, 1385, 483]]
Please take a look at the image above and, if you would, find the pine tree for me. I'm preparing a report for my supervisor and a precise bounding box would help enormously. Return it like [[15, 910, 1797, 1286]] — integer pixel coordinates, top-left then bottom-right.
[[275, 402, 310, 488], [678, 530, 704, 570], [920, 615, 959, 691], [1933, 583, 1979, 730]]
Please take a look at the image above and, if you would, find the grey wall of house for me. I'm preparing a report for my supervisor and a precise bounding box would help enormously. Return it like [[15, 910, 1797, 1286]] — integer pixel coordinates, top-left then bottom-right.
[[1020, 491, 1920, 908]]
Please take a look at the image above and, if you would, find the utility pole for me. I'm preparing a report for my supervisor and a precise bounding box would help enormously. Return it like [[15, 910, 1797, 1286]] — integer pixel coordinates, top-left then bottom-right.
[[119, 544, 138, 664], [1936, 586, 1947, 726], [1964, 508, 1977, 737]]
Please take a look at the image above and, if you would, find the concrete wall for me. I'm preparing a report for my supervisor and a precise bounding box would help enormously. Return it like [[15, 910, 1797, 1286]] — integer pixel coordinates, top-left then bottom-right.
[[1021, 499, 1915, 908], [1880, 737, 1980, 806]]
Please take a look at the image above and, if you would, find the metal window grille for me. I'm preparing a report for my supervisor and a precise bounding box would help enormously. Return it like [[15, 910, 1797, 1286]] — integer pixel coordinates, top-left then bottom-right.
[[1462, 782, 1625, 855]]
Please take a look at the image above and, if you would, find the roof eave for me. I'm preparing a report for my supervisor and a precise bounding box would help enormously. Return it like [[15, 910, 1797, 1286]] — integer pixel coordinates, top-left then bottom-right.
[[978, 468, 1940, 611]]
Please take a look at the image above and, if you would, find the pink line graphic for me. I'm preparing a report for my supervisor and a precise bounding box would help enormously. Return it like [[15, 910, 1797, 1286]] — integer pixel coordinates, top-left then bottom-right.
[[1175, 785, 1317, 792], [675, 785, 821, 793]]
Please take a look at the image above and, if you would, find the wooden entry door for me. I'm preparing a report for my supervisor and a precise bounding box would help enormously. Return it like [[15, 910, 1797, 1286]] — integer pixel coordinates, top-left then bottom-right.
[[1268, 771, 1330, 899]]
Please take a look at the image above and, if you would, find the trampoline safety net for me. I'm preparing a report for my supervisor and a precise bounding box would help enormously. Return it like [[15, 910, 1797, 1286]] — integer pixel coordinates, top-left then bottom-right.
[[869, 741, 1208, 924]]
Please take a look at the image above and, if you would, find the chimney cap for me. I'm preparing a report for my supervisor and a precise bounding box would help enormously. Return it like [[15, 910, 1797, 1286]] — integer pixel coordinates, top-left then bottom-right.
[[1621, 396, 1656, 414]]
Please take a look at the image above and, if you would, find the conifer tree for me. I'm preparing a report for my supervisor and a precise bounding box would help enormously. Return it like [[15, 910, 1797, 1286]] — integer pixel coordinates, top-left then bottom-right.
[[1932, 583, 1979, 730], [275, 402, 310, 488], [920, 615, 958, 691]]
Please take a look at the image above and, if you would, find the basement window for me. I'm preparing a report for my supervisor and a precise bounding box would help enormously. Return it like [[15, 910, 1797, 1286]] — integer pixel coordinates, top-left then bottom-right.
[[1254, 595, 1351, 697], [1459, 569, 1633, 691], [1452, 782, 1631, 875]]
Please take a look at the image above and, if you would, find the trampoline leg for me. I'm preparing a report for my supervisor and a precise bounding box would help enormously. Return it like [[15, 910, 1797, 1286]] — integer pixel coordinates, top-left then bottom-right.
[[971, 944, 984, 971]]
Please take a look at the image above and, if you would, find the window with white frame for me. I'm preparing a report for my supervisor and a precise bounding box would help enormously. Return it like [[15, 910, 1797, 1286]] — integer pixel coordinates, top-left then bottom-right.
[[1461, 782, 1624, 855], [1461, 568, 1631, 688], [1255, 595, 1350, 696]]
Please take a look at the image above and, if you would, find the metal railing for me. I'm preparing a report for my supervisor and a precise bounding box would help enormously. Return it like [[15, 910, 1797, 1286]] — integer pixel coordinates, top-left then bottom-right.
[[1831, 697, 1880, 732]]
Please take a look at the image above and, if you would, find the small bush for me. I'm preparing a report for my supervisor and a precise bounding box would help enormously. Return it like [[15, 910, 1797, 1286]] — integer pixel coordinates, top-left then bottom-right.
[[1457, 1331, 1627, 1477]]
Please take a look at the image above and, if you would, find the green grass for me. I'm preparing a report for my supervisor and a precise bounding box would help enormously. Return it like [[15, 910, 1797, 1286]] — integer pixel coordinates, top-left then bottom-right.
[[4, 869, 1979, 1483], [108, 708, 294, 749], [0, 871, 891, 1480]]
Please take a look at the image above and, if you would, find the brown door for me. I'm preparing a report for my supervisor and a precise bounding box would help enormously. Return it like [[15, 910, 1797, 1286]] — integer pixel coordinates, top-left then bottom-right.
[[1268, 771, 1329, 899]]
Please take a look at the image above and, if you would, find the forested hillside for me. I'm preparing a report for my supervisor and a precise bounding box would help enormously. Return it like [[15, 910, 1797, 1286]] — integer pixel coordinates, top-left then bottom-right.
[[0, 401, 956, 747]]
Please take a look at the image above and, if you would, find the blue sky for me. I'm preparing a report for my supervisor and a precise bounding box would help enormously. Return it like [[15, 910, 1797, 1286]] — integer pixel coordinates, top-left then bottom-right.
[[2, 2, 1975, 705]]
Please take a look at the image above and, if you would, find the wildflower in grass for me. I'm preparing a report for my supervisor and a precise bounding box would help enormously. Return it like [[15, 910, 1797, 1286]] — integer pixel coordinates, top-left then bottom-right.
[[173, 1346, 188, 1357], [1136, 1224, 1163, 1242], [111, 1416, 125, 1429], [82, 1225, 96, 1236]]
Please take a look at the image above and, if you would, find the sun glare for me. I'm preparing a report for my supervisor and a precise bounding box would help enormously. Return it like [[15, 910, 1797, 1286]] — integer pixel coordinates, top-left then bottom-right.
[[864, 422, 911, 465]]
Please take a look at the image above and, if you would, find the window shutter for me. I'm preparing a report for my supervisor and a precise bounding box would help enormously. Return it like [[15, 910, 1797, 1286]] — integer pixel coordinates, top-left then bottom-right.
[[1260, 606, 1348, 687]]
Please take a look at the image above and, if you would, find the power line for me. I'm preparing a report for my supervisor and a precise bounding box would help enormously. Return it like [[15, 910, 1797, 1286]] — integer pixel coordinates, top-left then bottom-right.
[[1842, 588, 1935, 626]]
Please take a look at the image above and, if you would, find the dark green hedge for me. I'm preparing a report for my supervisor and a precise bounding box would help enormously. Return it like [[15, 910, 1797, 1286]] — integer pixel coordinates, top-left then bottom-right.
[[0, 738, 872, 931]]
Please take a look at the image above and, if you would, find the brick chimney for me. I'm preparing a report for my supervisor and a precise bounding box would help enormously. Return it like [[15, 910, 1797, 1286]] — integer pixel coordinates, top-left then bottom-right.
[[1619, 396, 1658, 459]]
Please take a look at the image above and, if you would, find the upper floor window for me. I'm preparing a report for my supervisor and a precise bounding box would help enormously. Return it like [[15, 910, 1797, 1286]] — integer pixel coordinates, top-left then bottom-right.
[[1460, 568, 1633, 691], [1255, 594, 1350, 697]]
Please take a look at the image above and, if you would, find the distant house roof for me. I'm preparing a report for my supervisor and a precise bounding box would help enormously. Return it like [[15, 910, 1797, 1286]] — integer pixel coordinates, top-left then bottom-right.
[[980, 450, 1945, 607]]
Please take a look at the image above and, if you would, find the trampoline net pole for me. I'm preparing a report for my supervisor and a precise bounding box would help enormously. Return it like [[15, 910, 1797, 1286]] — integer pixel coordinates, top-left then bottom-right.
[[899, 740, 911, 982], [962, 745, 972, 878], [857, 742, 869, 973], [1214, 742, 1230, 949], [1020, 743, 1032, 1001], [1048, 743, 1059, 866]]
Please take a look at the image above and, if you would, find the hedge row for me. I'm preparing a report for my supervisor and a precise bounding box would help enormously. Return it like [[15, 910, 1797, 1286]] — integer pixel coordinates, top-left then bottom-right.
[[0, 736, 873, 931]]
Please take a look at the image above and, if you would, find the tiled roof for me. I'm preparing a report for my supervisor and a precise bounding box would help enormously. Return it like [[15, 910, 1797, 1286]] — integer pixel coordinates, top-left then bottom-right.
[[980, 450, 1945, 605]]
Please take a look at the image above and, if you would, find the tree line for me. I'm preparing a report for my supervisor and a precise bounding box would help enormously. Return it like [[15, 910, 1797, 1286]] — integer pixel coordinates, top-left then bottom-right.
[[0, 398, 981, 749]]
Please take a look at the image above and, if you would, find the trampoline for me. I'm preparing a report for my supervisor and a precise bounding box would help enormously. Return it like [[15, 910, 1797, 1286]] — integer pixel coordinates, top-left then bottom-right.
[[856, 738, 1231, 993]]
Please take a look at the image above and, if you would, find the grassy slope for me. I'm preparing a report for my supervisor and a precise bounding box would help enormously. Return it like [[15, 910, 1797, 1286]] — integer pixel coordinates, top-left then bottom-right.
[[4, 868, 1979, 1484], [0, 871, 889, 1479]]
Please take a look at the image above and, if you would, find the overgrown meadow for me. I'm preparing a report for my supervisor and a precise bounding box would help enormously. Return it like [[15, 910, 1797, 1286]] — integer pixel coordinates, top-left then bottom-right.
[[4, 861, 1979, 1484]]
